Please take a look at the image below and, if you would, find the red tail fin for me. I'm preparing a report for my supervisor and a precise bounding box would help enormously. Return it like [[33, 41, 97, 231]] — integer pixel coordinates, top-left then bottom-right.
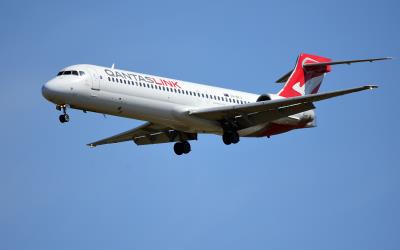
[[278, 53, 332, 97]]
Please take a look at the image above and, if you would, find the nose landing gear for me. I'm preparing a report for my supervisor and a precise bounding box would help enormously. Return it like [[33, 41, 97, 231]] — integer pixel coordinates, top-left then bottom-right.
[[57, 105, 70, 123], [59, 113, 69, 123]]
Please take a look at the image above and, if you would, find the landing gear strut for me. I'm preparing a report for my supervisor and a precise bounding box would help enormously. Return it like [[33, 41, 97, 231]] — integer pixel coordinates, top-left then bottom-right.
[[57, 105, 70, 123], [174, 141, 191, 155], [222, 131, 240, 145]]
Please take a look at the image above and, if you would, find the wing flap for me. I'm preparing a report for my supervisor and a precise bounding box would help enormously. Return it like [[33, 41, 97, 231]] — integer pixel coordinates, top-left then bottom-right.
[[87, 122, 196, 147], [134, 131, 197, 145], [231, 102, 315, 130], [245, 102, 316, 126], [189, 85, 377, 121], [87, 122, 154, 147]]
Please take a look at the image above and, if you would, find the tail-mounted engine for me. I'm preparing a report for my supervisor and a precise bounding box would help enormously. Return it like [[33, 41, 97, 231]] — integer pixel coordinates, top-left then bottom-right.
[[256, 93, 282, 102]]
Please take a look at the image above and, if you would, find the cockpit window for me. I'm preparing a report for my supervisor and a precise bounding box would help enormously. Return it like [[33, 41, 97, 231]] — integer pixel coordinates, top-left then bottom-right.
[[57, 70, 85, 77]]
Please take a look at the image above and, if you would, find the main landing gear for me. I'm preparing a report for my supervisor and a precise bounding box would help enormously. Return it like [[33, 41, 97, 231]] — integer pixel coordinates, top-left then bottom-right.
[[57, 105, 70, 123], [222, 131, 240, 145], [173, 141, 191, 155]]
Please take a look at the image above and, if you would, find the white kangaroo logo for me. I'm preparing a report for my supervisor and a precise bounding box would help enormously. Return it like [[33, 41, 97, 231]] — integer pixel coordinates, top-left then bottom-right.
[[292, 82, 305, 95], [289, 58, 322, 96]]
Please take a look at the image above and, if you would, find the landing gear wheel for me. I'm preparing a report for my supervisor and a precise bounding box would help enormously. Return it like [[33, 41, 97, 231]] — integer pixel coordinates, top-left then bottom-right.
[[222, 133, 232, 145], [222, 131, 240, 145], [59, 114, 70, 123], [182, 141, 191, 154], [174, 142, 184, 155], [231, 132, 239, 144], [174, 141, 191, 155], [58, 105, 70, 123]]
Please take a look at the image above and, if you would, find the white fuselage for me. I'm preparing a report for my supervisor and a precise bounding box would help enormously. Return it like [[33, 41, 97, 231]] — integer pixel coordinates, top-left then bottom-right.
[[42, 64, 313, 136]]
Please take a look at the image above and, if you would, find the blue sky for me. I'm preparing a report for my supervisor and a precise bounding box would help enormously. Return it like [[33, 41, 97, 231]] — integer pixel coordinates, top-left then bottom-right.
[[1, 0, 399, 249]]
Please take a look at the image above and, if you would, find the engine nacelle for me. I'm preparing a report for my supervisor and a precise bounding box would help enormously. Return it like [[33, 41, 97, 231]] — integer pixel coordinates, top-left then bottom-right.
[[256, 93, 283, 102]]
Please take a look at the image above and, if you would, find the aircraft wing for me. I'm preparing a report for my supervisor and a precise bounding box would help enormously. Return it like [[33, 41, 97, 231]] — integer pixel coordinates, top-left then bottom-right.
[[189, 85, 377, 123], [87, 122, 197, 147]]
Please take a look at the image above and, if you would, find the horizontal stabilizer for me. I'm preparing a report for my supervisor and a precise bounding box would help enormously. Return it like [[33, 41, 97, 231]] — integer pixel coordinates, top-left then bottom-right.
[[303, 57, 392, 69], [276, 56, 392, 83]]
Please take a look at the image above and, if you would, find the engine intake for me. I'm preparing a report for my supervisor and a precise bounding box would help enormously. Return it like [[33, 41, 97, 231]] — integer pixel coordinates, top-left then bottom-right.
[[256, 94, 272, 102], [256, 93, 283, 102]]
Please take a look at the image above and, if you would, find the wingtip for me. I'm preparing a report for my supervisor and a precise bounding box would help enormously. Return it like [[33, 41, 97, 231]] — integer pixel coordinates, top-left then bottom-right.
[[87, 143, 96, 148], [369, 57, 392, 62], [366, 85, 379, 89]]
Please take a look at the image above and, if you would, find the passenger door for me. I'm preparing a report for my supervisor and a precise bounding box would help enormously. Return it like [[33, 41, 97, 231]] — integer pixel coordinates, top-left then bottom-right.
[[91, 69, 100, 91]]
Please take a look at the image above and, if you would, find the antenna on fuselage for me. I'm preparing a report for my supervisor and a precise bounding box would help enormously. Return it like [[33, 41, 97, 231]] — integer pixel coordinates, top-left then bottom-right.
[[111, 63, 115, 69]]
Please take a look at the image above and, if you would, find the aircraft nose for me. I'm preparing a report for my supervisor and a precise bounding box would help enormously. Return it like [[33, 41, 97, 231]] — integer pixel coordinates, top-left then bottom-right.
[[42, 80, 53, 100], [42, 79, 62, 102]]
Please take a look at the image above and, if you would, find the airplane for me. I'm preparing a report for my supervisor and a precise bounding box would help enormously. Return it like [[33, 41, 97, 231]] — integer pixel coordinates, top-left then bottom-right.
[[42, 53, 391, 155]]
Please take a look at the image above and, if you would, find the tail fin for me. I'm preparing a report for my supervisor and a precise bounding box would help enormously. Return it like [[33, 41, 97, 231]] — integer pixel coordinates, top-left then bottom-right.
[[278, 53, 332, 98]]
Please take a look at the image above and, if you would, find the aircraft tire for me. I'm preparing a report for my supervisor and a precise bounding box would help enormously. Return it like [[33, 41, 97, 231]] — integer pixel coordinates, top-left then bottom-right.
[[174, 142, 184, 155], [231, 132, 240, 144], [63, 114, 70, 122], [182, 141, 191, 154], [59, 114, 69, 123], [222, 133, 232, 145]]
